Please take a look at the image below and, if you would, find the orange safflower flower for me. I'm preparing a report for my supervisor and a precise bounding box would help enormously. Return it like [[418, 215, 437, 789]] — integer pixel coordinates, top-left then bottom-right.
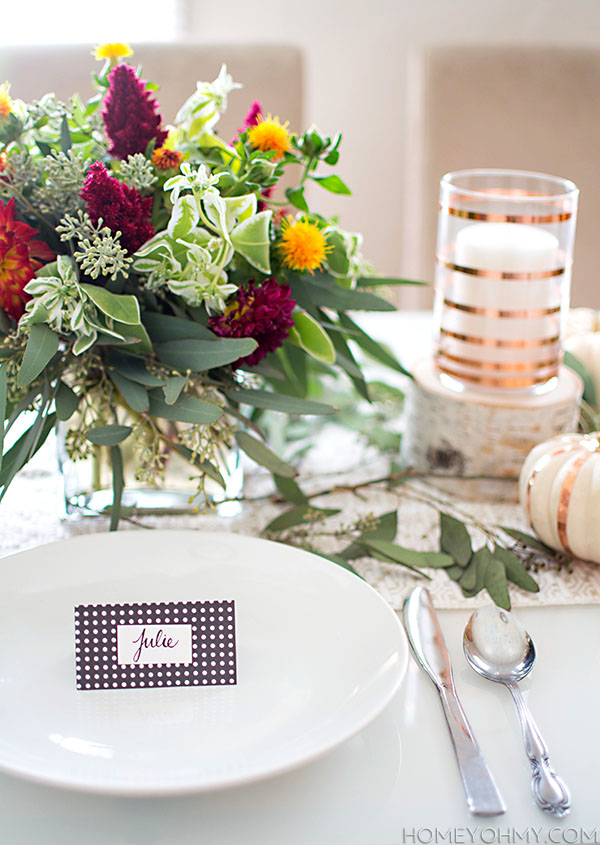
[[280, 216, 331, 274]]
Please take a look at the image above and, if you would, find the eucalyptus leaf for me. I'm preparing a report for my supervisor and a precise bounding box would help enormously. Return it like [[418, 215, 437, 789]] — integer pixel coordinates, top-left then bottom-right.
[[274, 475, 309, 505], [0, 411, 56, 496], [17, 325, 59, 387], [109, 353, 164, 386], [298, 274, 395, 312], [156, 337, 257, 371], [460, 547, 491, 592], [361, 539, 438, 572], [109, 371, 149, 413], [109, 444, 124, 532], [60, 114, 72, 153], [500, 527, 555, 555], [485, 554, 511, 610], [316, 552, 363, 579], [263, 505, 340, 533], [564, 350, 596, 406], [440, 513, 472, 566], [356, 276, 426, 287], [445, 564, 464, 581], [226, 388, 335, 416], [494, 545, 540, 593], [163, 376, 187, 405], [55, 381, 79, 421], [86, 424, 133, 446], [148, 392, 222, 424], [361, 510, 398, 542], [235, 431, 296, 478]]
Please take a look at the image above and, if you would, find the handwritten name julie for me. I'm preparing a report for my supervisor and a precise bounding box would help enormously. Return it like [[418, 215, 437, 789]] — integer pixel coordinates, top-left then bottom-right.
[[131, 628, 179, 663]]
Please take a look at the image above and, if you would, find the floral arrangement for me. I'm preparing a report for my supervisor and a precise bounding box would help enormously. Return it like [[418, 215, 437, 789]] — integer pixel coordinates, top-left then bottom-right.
[[0, 43, 409, 528]]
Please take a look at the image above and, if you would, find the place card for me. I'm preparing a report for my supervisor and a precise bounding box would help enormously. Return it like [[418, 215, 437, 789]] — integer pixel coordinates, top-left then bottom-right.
[[74, 600, 236, 691]]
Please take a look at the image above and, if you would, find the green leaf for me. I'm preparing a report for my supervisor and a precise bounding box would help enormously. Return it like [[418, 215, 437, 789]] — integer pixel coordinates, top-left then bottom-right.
[[163, 375, 187, 405], [323, 229, 350, 278], [311, 174, 351, 195], [80, 285, 141, 325], [459, 548, 487, 592], [359, 539, 430, 578], [494, 546, 540, 593], [361, 510, 398, 541], [109, 353, 164, 386], [440, 513, 472, 566], [55, 381, 79, 421], [156, 337, 257, 371], [485, 554, 511, 610], [289, 312, 336, 364], [338, 312, 412, 378], [17, 325, 60, 387], [86, 424, 132, 446], [0, 411, 56, 496], [274, 474, 309, 505], [111, 319, 153, 355], [564, 350, 596, 406], [285, 186, 309, 212], [109, 371, 149, 413], [226, 387, 335, 416], [296, 273, 396, 312], [500, 527, 555, 555], [263, 505, 339, 533], [167, 195, 200, 239], [356, 276, 426, 287], [445, 564, 464, 581], [109, 445, 124, 532], [235, 431, 296, 477], [462, 547, 492, 597], [174, 443, 226, 489], [0, 365, 6, 474], [317, 552, 363, 578], [148, 392, 222, 424], [144, 313, 215, 343], [60, 114, 72, 153], [230, 210, 272, 274]]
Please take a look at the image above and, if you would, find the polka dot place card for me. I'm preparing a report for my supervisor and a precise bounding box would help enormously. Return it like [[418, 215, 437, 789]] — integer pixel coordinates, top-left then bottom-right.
[[74, 600, 237, 691]]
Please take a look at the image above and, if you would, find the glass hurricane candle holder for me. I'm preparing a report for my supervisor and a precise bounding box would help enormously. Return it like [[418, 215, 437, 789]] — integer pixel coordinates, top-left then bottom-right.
[[433, 169, 579, 393]]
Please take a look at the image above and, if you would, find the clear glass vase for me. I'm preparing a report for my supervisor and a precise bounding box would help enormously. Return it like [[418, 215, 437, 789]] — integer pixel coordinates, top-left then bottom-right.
[[57, 422, 243, 520], [433, 169, 579, 394]]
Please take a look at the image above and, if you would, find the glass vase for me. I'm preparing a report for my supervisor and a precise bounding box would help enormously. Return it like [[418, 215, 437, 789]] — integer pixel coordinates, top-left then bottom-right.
[[57, 422, 243, 520], [433, 169, 579, 393]]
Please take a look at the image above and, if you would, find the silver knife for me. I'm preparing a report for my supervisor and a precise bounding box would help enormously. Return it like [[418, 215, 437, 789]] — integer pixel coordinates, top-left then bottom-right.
[[403, 586, 506, 817]]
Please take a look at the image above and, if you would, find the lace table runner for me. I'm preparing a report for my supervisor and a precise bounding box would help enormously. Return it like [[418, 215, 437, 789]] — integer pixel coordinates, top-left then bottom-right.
[[2, 434, 599, 611]]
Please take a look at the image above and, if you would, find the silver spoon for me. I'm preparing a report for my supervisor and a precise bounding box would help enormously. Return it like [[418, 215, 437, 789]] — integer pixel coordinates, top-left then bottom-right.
[[463, 606, 570, 818]]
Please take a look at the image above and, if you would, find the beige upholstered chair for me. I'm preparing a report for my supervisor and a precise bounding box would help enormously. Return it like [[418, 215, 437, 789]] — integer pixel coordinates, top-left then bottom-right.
[[403, 46, 600, 308], [0, 43, 303, 147]]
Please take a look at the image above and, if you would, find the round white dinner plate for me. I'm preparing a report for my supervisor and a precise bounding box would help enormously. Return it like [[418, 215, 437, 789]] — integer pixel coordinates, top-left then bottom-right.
[[0, 530, 407, 795]]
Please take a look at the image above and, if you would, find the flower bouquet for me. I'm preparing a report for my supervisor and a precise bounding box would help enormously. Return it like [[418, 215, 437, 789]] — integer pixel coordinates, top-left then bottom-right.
[[0, 43, 410, 528]]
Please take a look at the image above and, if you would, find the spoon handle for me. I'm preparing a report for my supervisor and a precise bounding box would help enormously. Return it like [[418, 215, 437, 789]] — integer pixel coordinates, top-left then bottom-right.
[[507, 682, 570, 817]]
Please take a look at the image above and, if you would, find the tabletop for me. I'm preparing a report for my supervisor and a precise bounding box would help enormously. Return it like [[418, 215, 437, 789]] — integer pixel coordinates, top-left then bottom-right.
[[1, 312, 599, 844]]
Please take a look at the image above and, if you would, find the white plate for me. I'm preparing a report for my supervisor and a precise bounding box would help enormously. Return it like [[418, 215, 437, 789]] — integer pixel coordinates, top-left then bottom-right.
[[0, 530, 407, 796]]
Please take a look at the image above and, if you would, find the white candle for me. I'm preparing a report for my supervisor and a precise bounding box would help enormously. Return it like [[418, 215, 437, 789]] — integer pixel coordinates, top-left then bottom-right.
[[454, 222, 559, 273]]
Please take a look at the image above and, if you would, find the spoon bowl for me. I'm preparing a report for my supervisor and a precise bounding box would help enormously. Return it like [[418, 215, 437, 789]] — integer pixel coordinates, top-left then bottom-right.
[[463, 606, 570, 819], [464, 609, 535, 684]]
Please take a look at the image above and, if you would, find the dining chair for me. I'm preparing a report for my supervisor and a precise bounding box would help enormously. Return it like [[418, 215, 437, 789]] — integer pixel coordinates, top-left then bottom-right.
[[0, 42, 303, 147], [402, 45, 600, 308]]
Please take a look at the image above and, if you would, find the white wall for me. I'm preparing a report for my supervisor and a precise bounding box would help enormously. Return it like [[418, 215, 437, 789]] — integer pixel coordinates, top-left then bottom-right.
[[183, 0, 600, 297]]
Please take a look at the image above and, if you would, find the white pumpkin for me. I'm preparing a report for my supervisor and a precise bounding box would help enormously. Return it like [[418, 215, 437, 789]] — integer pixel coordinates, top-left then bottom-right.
[[565, 306, 600, 339], [519, 432, 600, 562]]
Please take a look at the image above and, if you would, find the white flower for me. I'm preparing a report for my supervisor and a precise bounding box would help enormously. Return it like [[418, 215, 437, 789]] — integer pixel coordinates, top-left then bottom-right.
[[167, 271, 237, 314], [164, 162, 222, 204]]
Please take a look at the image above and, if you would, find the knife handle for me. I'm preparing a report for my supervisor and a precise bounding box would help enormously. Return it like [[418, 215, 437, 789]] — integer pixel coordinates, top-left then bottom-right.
[[438, 685, 506, 817]]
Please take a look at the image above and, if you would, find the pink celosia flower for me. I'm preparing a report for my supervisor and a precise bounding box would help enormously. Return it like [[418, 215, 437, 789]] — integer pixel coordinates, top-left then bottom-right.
[[81, 161, 154, 254], [232, 99, 263, 144], [208, 277, 295, 368], [102, 64, 168, 160]]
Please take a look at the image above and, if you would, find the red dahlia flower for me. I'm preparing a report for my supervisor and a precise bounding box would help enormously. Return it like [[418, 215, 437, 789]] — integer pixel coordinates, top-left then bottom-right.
[[81, 161, 154, 254], [209, 278, 295, 368], [0, 198, 54, 319], [102, 64, 168, 160]]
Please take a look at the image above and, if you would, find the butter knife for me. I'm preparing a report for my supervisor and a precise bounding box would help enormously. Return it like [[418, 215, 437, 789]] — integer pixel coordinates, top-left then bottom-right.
[[403, 586, 506, 817]]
